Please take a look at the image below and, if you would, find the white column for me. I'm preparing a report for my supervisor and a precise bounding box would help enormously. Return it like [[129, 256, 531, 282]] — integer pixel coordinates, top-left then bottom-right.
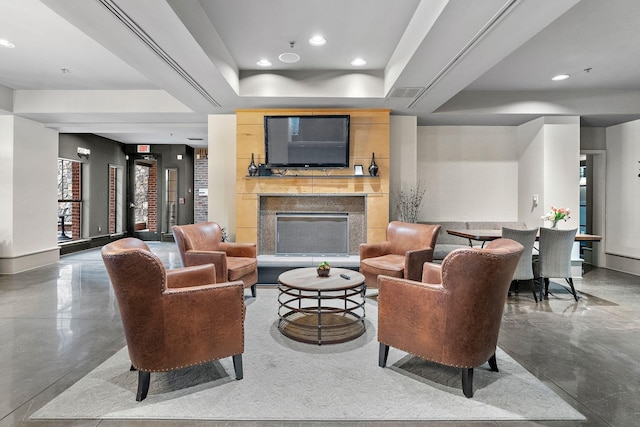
[[0, 116, 59, 273], [207, 114, 237, 239]]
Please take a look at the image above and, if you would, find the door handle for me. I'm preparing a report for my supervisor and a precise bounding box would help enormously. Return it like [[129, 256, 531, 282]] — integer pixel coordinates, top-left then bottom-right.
[[129, 202, 135, 208]]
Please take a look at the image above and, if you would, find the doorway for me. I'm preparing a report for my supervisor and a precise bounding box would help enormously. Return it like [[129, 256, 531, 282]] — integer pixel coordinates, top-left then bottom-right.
[[128, 156, 160, 240], [580, 151, 606, 268]]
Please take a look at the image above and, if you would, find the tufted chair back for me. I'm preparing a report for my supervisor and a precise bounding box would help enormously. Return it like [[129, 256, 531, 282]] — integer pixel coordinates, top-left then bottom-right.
[[173, 222, 223, 263]]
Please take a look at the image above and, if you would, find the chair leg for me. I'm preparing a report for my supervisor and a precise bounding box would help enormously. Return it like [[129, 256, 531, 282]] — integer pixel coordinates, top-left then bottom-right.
[[233, 354, 243, 380], [250, 284, 256, 298], [136, 371, 150, 401], [538, 277, 546, 302], [532, 278, 539, 303], [544, 278, 550, 298], [567, 277, 579, 301], [461, 368, 474, 398], [378, 343, 389, 367], [488, 353, 499, 372]]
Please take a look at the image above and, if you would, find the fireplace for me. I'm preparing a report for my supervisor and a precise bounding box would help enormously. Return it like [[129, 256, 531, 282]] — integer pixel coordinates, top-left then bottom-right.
[[276, 213, 349, 256], [259, 195, 365, 256]]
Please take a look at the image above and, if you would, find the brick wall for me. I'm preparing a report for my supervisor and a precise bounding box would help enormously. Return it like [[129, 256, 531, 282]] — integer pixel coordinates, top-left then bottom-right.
[[71, 161, 81, 238], [194, 150, 208, 223], [109, 166, 116, 234]]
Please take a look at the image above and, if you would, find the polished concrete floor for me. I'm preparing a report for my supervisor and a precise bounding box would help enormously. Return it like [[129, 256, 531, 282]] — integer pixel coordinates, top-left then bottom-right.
[[0, 242, 638, 427]]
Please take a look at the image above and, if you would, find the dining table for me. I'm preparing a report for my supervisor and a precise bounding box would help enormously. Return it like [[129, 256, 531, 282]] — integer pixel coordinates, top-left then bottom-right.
[[446, 228, 602, 248]]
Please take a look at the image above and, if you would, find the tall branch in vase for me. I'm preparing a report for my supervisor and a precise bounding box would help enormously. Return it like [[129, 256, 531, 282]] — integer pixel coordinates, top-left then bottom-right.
[[394, 181, 427, 223]]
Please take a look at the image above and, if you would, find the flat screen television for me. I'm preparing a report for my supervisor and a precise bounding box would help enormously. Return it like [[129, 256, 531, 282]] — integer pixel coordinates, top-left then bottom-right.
[[264, 115, 350, 168]]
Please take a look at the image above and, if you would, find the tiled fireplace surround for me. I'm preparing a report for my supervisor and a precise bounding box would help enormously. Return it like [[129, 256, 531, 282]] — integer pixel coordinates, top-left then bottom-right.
[[258, 195, 366, 256]]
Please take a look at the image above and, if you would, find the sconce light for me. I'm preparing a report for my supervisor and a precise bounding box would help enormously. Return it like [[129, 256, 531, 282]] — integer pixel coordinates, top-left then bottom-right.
[[77, 147, 91, 159]]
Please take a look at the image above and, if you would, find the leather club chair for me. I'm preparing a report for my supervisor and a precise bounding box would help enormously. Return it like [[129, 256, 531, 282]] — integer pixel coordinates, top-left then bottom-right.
[[172, 222, 258, 297], [101, 237, 245, 401], [377, 238, 523, 398], [359, 221, 440, 289]]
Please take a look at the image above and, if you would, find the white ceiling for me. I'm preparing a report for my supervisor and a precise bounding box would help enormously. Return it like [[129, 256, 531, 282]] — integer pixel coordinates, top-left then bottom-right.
[[1, 0, 639, 148]]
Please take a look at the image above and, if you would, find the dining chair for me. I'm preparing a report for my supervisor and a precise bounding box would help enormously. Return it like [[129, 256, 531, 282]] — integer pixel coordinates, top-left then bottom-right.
[[501, 227, 538, 299], [534, 227, 579, 302]]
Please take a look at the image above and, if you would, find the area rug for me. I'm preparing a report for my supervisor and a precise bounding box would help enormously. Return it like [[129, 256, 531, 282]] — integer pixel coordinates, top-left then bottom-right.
[[32, 289, 584, 422]]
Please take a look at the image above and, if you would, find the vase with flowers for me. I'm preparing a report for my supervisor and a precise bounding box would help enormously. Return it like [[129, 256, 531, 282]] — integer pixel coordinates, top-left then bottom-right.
[[542, 206, 571, 229]]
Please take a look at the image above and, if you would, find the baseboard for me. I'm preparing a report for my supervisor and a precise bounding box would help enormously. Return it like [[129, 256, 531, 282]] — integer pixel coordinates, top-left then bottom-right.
[[0, 247, 60, 274]]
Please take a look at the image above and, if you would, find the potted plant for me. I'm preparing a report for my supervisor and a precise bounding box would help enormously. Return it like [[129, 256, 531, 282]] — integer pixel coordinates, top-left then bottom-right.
[[317, 261, 331, 277]]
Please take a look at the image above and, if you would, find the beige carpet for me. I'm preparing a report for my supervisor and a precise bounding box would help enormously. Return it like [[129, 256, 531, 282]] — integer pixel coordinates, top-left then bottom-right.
[[32, 289, 585, 421]]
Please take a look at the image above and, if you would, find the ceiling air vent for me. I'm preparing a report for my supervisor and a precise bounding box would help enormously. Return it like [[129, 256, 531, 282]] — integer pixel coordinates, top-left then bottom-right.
[[387, 87, 424, 98]]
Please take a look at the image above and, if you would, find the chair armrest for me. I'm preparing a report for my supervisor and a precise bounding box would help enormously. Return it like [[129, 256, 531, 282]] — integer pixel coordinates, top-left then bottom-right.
[[163, 280, 244, 296], [183, 250, 227, 283], [378, 275, 448, 350], [422, 262, 442, 284], [359, 242, 392, 260], [165, 264, 217, 289], [163, 281, 246, 351], [404, 248, 434, 281], [221, 242, 257, 258]]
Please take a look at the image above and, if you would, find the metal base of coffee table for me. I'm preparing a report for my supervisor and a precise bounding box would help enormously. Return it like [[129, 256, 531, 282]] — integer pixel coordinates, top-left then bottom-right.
[[277, 267, 366, 345]]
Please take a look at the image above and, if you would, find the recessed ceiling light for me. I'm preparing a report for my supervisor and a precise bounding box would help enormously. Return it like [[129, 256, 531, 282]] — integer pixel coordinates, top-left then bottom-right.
[[351, 58, 366, 67], [0, 39, 15, 48], [309, 35, 326, 46], [279, 52, 300, 63], [256, 59, 272, 67], [551, 74, 570, 81]]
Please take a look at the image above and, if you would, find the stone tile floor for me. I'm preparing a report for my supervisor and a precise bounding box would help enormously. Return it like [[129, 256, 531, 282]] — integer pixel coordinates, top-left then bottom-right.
[[0, 242, 638, 426]]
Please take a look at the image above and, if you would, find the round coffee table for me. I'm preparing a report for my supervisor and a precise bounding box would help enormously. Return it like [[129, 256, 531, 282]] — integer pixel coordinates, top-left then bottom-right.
[[277, 267, 366, 345]]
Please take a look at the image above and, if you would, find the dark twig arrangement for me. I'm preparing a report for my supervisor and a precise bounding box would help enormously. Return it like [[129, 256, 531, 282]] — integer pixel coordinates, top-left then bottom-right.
[[394, 181, 427, 223]]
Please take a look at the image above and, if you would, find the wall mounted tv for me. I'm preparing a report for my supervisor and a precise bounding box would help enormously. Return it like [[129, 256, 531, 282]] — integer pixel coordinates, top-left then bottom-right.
[[264, 115, 350, 168]]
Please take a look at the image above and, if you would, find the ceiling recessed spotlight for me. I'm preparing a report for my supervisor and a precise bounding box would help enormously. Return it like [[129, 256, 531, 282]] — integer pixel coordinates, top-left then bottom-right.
[[0, 39, 15, 48], [309, 35, 326, 46], [256, 59, 272, 67], [279, 52, 300, 63], [351, 58, 367, 67], [551, 74, 570, 81]]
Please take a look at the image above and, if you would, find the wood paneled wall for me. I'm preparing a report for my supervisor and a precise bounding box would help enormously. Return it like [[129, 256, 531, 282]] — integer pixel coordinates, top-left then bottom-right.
[[235, 108, 390, 248]]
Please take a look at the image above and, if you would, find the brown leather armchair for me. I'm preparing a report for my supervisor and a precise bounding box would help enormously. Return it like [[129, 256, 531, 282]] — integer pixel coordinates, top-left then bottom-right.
[[172, 222, 258, 297], [377, 238, 523, 398], [359, 221, 440, 288], [101, 237, 245, 401]]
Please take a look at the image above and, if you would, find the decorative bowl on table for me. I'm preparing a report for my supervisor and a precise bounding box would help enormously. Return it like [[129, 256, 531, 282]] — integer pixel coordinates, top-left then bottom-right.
[[317, 261, 330, 277]]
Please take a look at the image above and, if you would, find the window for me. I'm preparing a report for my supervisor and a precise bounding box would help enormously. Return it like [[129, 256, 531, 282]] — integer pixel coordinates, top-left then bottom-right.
[[58, 159, 82, 241]]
